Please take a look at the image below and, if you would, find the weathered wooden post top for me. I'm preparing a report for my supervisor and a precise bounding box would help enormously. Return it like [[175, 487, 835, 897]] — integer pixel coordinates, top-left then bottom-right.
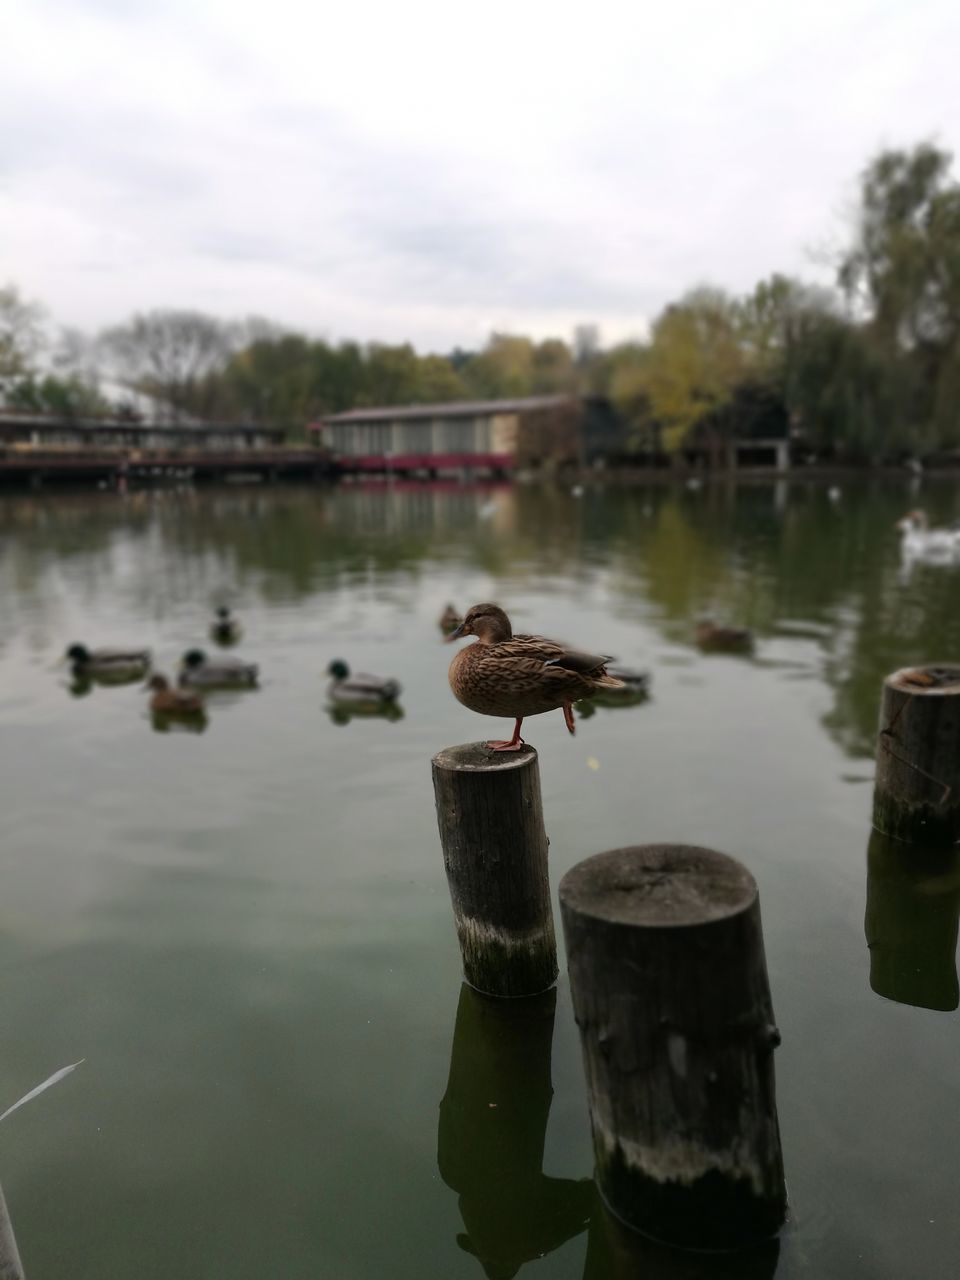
[[873, 664, 960, 846], [560, 843, 786, 1251], [432, 742, 558, 999]]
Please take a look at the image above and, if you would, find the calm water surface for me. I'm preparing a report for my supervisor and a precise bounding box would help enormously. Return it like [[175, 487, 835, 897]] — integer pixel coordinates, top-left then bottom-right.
[[1, 478, 959, 1279]]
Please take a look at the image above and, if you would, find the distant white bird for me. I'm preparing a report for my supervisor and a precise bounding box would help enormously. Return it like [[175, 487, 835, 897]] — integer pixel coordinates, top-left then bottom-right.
[[571, 484, 584, 498], [827, 486, 842, 503], [685, 476, 703, 492], [896, 509, 960, 561]]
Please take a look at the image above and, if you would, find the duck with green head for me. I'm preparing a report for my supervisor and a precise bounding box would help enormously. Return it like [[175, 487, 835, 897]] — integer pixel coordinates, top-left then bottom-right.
[[179, 649, 258, 688], [65, 644, 151, 680], [446, 603, 623, 751], [326, 660, 401, 707]]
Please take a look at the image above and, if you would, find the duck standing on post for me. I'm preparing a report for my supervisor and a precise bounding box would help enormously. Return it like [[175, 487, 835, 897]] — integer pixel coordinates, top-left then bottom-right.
[[446, 603, 623, 751]]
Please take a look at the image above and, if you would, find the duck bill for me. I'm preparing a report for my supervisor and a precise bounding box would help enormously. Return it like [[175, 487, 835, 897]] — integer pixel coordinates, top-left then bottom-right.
[[444, 622, 466, 642]]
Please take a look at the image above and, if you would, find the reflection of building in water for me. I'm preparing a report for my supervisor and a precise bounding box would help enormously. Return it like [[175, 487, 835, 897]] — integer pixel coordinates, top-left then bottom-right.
[[314, 396, 624, 477], [865, 831, 960, 1011], [438, 984, 592, 1279], [331, 483, 518, 538]]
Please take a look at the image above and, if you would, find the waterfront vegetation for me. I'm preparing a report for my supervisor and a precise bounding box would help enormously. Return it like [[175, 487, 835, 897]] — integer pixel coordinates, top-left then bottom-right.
[[3, 142, 960, 465]]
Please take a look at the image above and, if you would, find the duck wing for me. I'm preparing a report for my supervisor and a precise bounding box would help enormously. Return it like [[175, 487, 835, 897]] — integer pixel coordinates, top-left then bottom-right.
[[510, 634, 612, 677]]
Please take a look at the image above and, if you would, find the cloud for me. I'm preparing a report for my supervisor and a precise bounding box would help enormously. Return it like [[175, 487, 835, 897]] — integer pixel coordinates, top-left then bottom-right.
[[2, 0, 960, 349]]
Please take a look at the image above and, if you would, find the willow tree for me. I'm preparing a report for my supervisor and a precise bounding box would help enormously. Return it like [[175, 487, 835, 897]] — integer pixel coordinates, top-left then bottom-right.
[[839, 143, 960, 450]]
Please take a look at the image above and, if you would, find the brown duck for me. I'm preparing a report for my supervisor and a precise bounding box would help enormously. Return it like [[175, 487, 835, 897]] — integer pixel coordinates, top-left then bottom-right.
[[446, 603, 624, 751], [145, 674, 205, 716]]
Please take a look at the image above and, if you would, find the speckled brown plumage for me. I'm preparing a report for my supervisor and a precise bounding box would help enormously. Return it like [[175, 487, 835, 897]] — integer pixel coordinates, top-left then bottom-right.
[[447, 603, 623, 750]]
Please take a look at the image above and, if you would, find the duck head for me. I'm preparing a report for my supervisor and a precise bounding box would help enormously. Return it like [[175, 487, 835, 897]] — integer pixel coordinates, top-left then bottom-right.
[[216, 606, 231, 620], [65, 643, 90, 664], [145, 674, 170, 692], [896, 509, 928, 533], [327, 659, 351, 680], [446, 603, 513, 644], [182, 649, 207, 669]]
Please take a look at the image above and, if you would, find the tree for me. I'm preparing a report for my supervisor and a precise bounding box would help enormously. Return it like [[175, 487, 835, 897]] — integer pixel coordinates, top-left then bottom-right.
[[7, 374, 111, 419], [98, 310, 243, 421], [0, 283, 45, 379], [629, 289, 747, 452], [838, 143, 960, 449]]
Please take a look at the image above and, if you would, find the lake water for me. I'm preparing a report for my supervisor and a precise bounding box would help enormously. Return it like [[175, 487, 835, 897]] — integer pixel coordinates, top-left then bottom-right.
[[1, 477, 959, 1280]]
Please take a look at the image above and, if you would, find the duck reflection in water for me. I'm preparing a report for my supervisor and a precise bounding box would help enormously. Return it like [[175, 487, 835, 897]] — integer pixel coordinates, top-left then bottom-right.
[[149, 711, 208, 734], [865, 831, 960, 1011], [438, 984, 592, 1278]]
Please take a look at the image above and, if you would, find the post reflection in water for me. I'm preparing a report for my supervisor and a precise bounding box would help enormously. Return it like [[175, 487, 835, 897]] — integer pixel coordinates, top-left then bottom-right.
[[437, 983, 592, 1279], [582, 1198, 780, 1280], [865, 831, 960, 1011]]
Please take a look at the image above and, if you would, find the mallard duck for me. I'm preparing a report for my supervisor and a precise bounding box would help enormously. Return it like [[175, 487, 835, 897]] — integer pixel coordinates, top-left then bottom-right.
[[579, 665, 652, 711], [439, 604, 462, 636], [145, 674, 205, 715], [606, 665, 651, 694], [210, 606, 242, 645], [896, 510, 960, 558], [64, 644, 150, 679], [326, 660, 401, 706], [446, 603, 624, 751], [179, 649, 258, 688], [695, 621, 754, 652]]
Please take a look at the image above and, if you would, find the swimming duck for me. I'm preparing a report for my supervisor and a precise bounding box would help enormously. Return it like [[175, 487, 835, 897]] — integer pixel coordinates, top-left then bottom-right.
[[695, 621, 754, 652], [210, 606, 242, 645], [326, 660, 402, 706], [145, 674, 205, 716], [65, 644, 151, 679], [179, 649, 258, 688], [439, 604, 462, 635], [606, 665, 651, 694], [896, 510, 960, 559], [446, 603, 624, 751]]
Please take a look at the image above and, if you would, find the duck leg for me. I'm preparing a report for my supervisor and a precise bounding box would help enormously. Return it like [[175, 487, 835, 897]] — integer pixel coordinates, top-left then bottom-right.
[[562, 702, 576, 736], [485, 718, 525, 752]]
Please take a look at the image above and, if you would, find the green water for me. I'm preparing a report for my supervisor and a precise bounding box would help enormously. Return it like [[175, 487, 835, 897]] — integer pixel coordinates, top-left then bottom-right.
[[1, 478, 959, 1279]]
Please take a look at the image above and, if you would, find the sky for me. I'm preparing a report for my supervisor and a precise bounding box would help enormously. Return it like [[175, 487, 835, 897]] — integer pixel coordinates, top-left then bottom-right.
[[2, 0, 959, 352]]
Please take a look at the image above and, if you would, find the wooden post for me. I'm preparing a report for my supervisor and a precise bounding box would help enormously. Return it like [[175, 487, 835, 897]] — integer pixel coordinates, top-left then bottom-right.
[[865, 830, 960, 1011], [873, 665, 960, 846], [432, 743, 558, 998], [559, 844, 786, 1250], [0, 1184, 26, 1280]]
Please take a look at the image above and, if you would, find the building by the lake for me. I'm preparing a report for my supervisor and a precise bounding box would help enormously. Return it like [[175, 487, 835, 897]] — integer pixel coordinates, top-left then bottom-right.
[[0, 412, 284, 453], [311, 395, 625, 476]]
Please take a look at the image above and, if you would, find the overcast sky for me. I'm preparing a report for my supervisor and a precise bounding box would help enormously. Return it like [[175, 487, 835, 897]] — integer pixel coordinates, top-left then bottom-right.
[[2, 0, 958, 351]]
